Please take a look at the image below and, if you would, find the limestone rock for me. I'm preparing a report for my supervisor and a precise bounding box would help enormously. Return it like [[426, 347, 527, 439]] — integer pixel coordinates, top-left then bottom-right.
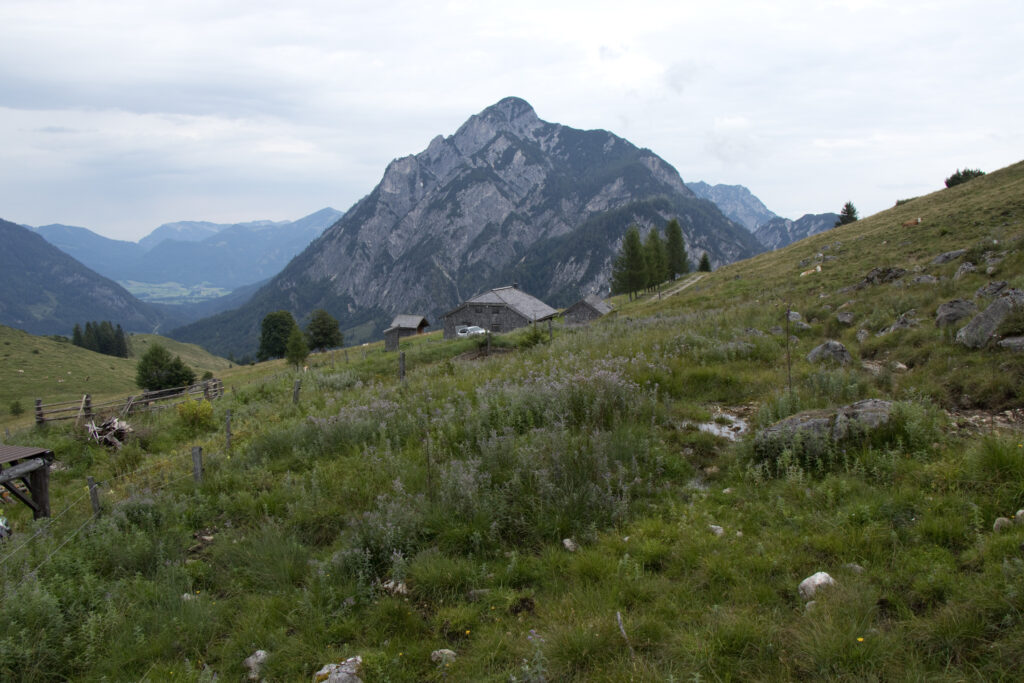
[[954, 262, 977, 280], [244, 650, 269, 681], [956, 289, 1024, 349], [932, 249, 966, 265], [1015, 509, 1024, 524], [314, 656, 363, 683], [935, 299, 976, 328], [836, 312, 855, 326], [799, 572, 836, 601], [431, 649, 457, 664], [562, 538, 578, 552], [709, 524, 725, 537], [755, 399, 892, 459], [976, 281, 1008, 298], [997, 337, 1024, 351], [994, 517, 1014, 533], [856, 329, 870, 343], [807, 340, 853, 365]]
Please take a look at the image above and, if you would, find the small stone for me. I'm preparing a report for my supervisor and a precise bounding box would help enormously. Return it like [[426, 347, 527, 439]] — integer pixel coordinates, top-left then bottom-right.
[[799, 571, 837, 601], [562, 538, 578, 552], [856, 329, 870, 343], [314, 655, 363, 683], [836, 312, 855, 326], [807, 340, 853, 365], [843, 563, 865, 574], [997, 337, 1024, 351], [430, 649, 457, 664], [244, 650, 269, 681], [382, 580, 409, 595], [722, 487, 733, 494], [1015, 510, 1024, 525], [954, 262, 977, 281], [181, 593, 196, 601], [890, 361, 909, 373], [994, 517, 1014, 533], [931, 249, 966, 265], [735, 531, 743, 538], [709, 525, 725, 537], [805, 600, 818, 612]]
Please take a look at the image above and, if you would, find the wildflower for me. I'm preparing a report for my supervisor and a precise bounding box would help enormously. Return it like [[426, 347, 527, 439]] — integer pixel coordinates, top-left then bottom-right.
[[465, 629, 471, 635], [857, 637, 864, 642]]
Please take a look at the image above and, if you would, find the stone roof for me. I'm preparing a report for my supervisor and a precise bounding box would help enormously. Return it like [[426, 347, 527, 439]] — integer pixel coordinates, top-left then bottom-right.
[[450, 286, 558, 321], [387, 314, 429, 332], [581, 294, 612, 315]]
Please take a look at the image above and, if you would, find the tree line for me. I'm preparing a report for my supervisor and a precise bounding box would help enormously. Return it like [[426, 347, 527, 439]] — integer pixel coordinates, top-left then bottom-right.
[[611, 218, 709, 300], [72, 321, 129, 358], [259, 308, 343, 366]]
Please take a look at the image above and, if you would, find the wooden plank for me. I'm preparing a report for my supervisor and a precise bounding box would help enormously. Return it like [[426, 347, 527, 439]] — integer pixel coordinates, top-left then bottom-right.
[[1, 481, 38, 514], [0, 458, 47, 483]]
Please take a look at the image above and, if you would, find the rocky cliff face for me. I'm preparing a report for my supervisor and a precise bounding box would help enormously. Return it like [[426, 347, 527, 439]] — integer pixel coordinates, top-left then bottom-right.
[[686, 181, 777, 232], [753, 213, 840, 251], [172, 97, 762, 357]]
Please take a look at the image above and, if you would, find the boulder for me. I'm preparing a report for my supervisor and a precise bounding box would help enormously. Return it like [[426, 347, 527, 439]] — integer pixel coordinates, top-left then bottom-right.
[[836, 312, 855, 326], [931, 249, 966, 265], [934, 299, 976, 328], [807, 340, 853, 365], [912, 274, 939, 284], [431, 649, 457, 665], [788, 311, 803, 322], [314, 656, 363, 683], [997, 337, 1024, 351], [956, 289, 1024, 349], [754, 400, 893, 459], [798, 572, 836, 601], [976, 281, 1008, 298], [954, 262, 977, 280], [883, 310, 919, 334], [994, 517, 1014, 533], [831, 399, 893, 441], [859, 266, 906, 288]]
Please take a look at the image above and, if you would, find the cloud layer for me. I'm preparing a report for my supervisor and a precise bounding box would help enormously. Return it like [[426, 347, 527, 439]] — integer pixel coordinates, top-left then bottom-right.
[[2, 0, 1021, 239]]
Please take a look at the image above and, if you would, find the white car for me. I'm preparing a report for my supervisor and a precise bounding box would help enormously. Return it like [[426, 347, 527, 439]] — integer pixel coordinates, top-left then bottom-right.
[[456, 325, 488, 337]]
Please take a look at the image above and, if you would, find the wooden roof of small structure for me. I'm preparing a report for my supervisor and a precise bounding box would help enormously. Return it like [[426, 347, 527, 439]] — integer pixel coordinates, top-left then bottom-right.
[[384, 315, 429, 333], [445, 286, 558, 321]]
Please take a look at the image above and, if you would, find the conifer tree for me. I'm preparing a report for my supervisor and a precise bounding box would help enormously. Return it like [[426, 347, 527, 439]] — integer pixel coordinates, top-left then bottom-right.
[[285, 325, 309, 368], [665, 219, 688, 279], [72, 323, 83, 348], [698, 252, 712, 272], [643, 227, 669, 288], [611, 226, 647, 301], [835, 201, 859, 227]]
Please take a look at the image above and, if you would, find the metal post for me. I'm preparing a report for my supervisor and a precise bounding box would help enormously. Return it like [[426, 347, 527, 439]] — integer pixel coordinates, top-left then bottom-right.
[[292, 379, 301, 404], [192, 446, 203, 483], [87, 476, 101, 516]]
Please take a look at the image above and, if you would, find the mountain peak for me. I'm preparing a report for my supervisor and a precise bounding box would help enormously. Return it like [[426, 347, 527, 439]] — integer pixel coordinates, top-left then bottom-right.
[[484, 96, 537, 122]]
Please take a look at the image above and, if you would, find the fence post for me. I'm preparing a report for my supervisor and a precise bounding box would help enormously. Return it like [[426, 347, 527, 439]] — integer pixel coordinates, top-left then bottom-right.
[[35, 399, 44, 425], [84, 394, 92, 421], [345, 349, 349, 364], [399, 352, 406, 382], [225, 409, 232, 450], [548, 318, 553, 342], [192, 446, 203, 483], [87, 476, 101, 516], [292, 379, 301, 404]]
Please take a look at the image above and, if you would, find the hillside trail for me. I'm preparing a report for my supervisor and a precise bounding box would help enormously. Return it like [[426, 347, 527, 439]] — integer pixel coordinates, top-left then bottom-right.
[[637, 273, 705, 305]]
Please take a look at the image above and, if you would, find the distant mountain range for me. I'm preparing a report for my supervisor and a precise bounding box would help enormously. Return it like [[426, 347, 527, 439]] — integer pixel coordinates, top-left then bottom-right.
[[686, 181, 838, 250], [171, 97, 764, 357], [0, 218, 180, 335], [32, 208, 342, 292]]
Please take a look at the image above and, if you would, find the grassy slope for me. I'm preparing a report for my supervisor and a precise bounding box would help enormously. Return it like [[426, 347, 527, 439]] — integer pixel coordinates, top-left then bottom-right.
[[1, 163, 1023, 681], [0, 327, 233, 430]]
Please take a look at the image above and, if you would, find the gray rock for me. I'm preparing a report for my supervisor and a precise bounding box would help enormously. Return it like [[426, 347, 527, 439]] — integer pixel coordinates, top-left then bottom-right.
[[431, 649, 457, 664], [831, 399, 894, 441], [799, 571, 837, 601], [861, 360, 884, 376], [998, 337, 1024, 351], [994, 517, 1014, 533], [562, 538, 578, 552], [856, 266, 906, 289], [788, 311, 803, 322], [954, 262, 977, 280], [836, 312, 855, 326], [1015, 510, 1024, 525], [856, 329, 870, 343], [890, 361, 909, 373], [883, 310, 919, 334], [932, 249, 966, 265], [315, 656, 363, 683], [912, 274, 940, 284], [755, 399, 893, 459], [709, 524, 725, 537], [976, 281, 1008, 298], [956, 289, 1024, 349], [843, 563, 865, 574], [935, 299, 976, 328], [793, 321, 812, 331], [244, 650, 269, 681], [807, 340, 853, 365], [769, 326, 784, 335]]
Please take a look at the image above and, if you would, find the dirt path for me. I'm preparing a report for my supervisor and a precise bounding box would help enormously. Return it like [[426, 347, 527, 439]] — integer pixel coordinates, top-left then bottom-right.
[[637, 273, 706, 305]]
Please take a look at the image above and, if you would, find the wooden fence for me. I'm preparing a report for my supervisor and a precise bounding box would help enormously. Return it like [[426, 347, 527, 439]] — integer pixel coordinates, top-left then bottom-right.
[[34, 379, 224, 425]]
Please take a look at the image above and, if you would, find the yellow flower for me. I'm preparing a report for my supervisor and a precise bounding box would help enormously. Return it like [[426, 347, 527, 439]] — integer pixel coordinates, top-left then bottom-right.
[[857, 637, 864, 642], [465, 629, 471, 635]]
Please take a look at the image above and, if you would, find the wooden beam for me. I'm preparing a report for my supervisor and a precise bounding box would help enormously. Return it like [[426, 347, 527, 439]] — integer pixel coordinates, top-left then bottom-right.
[[0, 458, 46, 485], [2, 481, 38, 514]]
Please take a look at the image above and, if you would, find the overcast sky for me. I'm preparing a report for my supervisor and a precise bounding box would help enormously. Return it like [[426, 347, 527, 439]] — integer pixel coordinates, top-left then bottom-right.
[[2, 0, 1021, 241]]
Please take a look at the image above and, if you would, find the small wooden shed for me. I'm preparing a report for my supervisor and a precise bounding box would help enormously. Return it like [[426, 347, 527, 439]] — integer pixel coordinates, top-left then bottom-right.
[[0, 445, 54, 519], [384, 315, 430, 351], [563, 294, 613, 325]]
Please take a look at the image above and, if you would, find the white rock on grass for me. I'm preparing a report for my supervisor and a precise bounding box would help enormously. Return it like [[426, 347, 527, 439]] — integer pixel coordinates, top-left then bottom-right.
[[314, 656, 363, 683], [798, 572, 837, 601], [993, 517, 1014, 533], [709, 524, 725, 537], [1015, 510, 1024, 525], [244, 650, 268, 681], [430, 649, 457, 664], [562, 538, 578, 552]]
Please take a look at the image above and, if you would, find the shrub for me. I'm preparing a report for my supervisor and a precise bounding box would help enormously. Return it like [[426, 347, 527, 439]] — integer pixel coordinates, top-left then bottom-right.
[[944, 168, 985, 188], [176, 399, 215, 433], [9, 399, 23, 416], [135, 343, 195, 390]]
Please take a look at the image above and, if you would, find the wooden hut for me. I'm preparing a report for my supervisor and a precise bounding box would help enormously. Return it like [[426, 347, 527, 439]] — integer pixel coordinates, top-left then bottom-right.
[[563, 294, 613, 325], [442, 285, 557, 339], [383, 315, 429, 351]]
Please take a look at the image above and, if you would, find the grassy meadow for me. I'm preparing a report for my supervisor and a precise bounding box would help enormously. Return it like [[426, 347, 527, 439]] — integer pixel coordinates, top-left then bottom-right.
[[1, 162, 1023, 681]]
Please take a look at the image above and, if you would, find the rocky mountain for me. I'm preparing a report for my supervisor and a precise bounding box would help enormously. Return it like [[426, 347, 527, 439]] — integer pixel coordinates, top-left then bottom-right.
[[753, 213, 840, 251], [0, 218, 181, 335], [34, 208, 343, 292], [171, 96, 763, 357], [686, 181, 777, 232]]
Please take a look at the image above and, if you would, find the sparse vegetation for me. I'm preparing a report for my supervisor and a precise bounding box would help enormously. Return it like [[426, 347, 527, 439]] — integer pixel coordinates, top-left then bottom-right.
[[945, 167, 985, 187]]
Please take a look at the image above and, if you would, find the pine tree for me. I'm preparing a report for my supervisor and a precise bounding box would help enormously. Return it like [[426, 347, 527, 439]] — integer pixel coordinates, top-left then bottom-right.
[[114, 325, 129, 358], [643, 227, 668, 289], [611, 226, 647, 301], [665, 219, 688, 280], [698, 252, 712, 272], [72, 323, 83, 348], [835, 201, 859, 227]]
